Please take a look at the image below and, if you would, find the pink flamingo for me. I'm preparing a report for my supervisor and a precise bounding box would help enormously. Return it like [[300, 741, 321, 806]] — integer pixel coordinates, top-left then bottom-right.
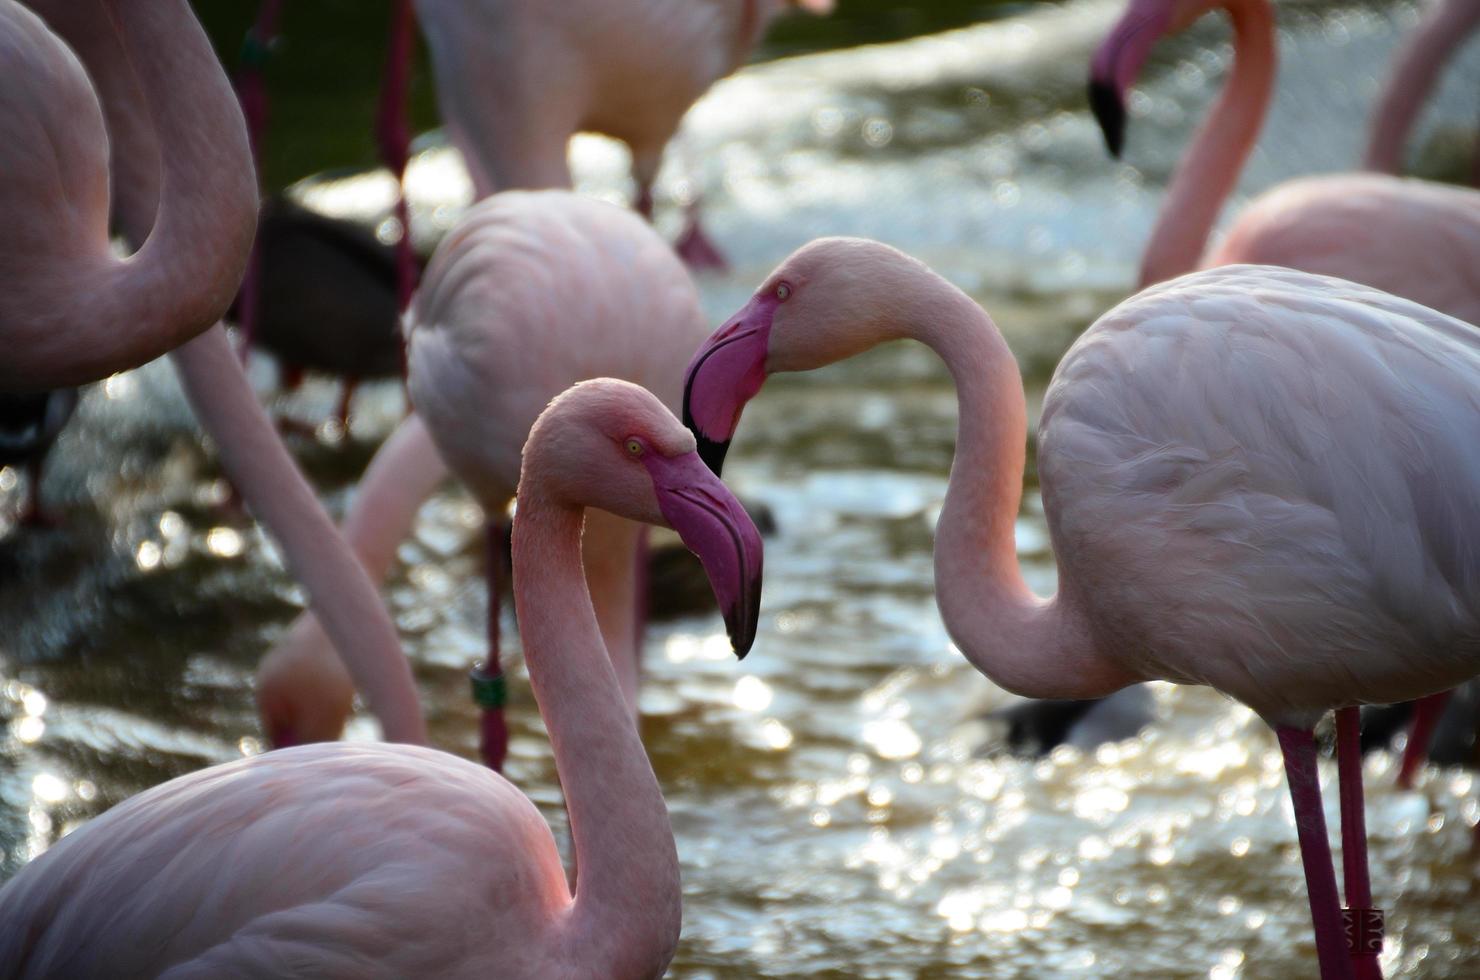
[[1088, 0, 1480, 326], [14, 0, 426, 743], [1364, 0, 1480, 177], [412, 0, 833, 268], [0, 378, 762, 978], [256, 190, 713, 761], [683, 240, 1480, 980], [1091, 0, 1480, 863]]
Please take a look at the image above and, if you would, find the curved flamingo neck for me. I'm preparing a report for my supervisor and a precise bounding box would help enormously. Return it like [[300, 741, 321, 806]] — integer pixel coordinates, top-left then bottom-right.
[[512, 498, 678, 977], [1141, 0, 1275, 287], [900, 272, 1129, 699], [98, 0, 257, 348], [1363, 0, 1480, 174]]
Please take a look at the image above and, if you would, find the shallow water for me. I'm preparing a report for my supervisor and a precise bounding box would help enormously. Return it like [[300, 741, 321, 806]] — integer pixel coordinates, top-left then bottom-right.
[[5, 1, 1480, 976]]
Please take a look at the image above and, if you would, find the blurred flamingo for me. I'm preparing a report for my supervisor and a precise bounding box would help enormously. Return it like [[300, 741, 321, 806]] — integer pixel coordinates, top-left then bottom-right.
[[683, 240, 1480, 980], [16, 0, 425, 742], [256, 191, 713, 765], [1088, 0, 1480, 325], [1364, 0, 1480, 178], [0, 378, 762, 979], [412, 0, 834, 268]]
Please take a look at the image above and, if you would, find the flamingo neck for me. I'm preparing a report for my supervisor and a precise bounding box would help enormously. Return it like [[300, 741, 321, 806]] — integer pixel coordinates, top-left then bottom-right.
[[1140, 0, 1274, 287], [99, 0, 257, 345], [902, 274, 1130, 699], [1363, 0, 1480, 174], [512, 499, 679, 977]]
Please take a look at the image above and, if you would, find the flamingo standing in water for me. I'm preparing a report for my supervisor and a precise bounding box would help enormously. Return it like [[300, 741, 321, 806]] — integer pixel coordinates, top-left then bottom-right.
[[256, 191, 713, 761], [13, 0, 425, 743], [413, 0, 833, 268], [1088, 0, 1480, 324], [0, 378, 763, 979], [683, 239, 1480, 980], [1364, 0, 1480, 177]]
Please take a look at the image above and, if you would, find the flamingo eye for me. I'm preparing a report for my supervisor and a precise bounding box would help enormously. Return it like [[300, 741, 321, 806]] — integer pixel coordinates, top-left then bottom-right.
[[775, 282, 792, 301], [624, 438, 644, 457]]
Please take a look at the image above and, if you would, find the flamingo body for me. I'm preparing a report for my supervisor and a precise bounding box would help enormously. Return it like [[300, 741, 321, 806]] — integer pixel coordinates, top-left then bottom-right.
[[0, 744, 566, 978], [1205, 174, 1480, 326], [1, 380, 762, 979], [1041, 264, 1480, 726]]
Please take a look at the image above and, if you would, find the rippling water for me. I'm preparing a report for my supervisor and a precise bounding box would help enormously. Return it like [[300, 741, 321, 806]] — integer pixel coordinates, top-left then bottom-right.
[[5, 1, 1480, 976]]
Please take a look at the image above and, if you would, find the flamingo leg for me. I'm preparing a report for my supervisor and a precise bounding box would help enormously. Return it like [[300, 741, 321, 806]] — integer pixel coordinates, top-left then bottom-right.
[[1336, 707, 1385, 980], [334, 378, 360, 431], [1277, 725, 1356, 980], [1396, 690, 1452, 789], [673, 199, 729, 271], [20, 458, 56, 528], [472, 519, 510, 772]]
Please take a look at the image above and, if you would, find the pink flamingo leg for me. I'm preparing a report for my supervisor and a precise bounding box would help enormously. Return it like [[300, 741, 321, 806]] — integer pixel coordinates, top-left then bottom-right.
[[1396, 690, 1452, 789], [472, 520, 510, 772], [20, 458, 56, 528], [674, 199, 728, 272], [333, 378, 360, 431], [1336, 708, 1384, 979], [1277, 726, 1356, 980]]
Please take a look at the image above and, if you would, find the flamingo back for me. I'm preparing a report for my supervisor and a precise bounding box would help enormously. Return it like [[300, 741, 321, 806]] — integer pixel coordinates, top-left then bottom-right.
[[407, 190, 707, 505], [1206, 174, 1480, 328], [0, 744, 569, 978], [1039, 265, 1480, 726]]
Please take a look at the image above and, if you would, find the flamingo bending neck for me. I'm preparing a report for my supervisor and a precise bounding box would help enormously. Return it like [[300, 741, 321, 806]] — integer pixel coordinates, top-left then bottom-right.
[[871, 262, 1130, 699], [512, 495, 678, 975], [1139, 0, 1274, 287]]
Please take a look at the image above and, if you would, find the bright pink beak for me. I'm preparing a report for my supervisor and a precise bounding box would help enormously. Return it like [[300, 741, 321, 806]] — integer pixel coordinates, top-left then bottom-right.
[[682, 293, 779, 476], [1088, 0, 1174, 157], [641, 450, 764, 658]]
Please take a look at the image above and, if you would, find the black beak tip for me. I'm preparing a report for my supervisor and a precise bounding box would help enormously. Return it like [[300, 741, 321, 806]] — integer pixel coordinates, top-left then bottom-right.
[[1088, 79, 1126, 159], [695, 434, 731, 477], [724, 571, 763, 661]]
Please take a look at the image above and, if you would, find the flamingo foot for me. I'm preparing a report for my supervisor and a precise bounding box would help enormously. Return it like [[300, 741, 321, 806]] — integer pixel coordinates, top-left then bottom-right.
[[1278, 725, 1358, 980], [1396, 691, 1452, 789], [674, 209, 728, 271]]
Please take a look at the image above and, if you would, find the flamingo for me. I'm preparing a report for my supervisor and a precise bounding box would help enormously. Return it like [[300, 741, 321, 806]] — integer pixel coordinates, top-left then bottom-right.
[[1087, 0, 1480, 325], [0, 390, 79, 527], [412, 0, 833, 268], [1364, 0, 1480, 177], [0, 378, 763, 979], [682, 239, 1480, 980], [256, 190, 714, 761], [14, 0, 425, 743], [1090, 0, 1480, 843]]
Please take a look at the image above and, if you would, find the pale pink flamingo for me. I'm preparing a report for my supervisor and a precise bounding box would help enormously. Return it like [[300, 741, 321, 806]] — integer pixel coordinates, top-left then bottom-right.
[[14, 0, 426, 743], [0, 378, 762, 979], [255, 190, 713, 763], [1088, 0, 1480, 325], [683, 240, 1480, 980], [1364, 0, 1480, 177], [1091, 0, 1480, 886], [412, 0, 833, 267]]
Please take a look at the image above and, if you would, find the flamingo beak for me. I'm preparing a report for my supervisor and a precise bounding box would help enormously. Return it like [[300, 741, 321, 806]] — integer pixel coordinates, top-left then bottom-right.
[[643, 451, 764, 658], [1088, 0, 1174, 158], [682, 295, 778, 477]]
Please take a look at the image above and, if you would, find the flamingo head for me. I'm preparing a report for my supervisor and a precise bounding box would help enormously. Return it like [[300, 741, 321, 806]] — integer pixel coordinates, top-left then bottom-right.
[[255, 625, 357, 749], [523, 379, 763, 658], [1089, 0, 1214, 157], [684, 237, 925, 475]]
